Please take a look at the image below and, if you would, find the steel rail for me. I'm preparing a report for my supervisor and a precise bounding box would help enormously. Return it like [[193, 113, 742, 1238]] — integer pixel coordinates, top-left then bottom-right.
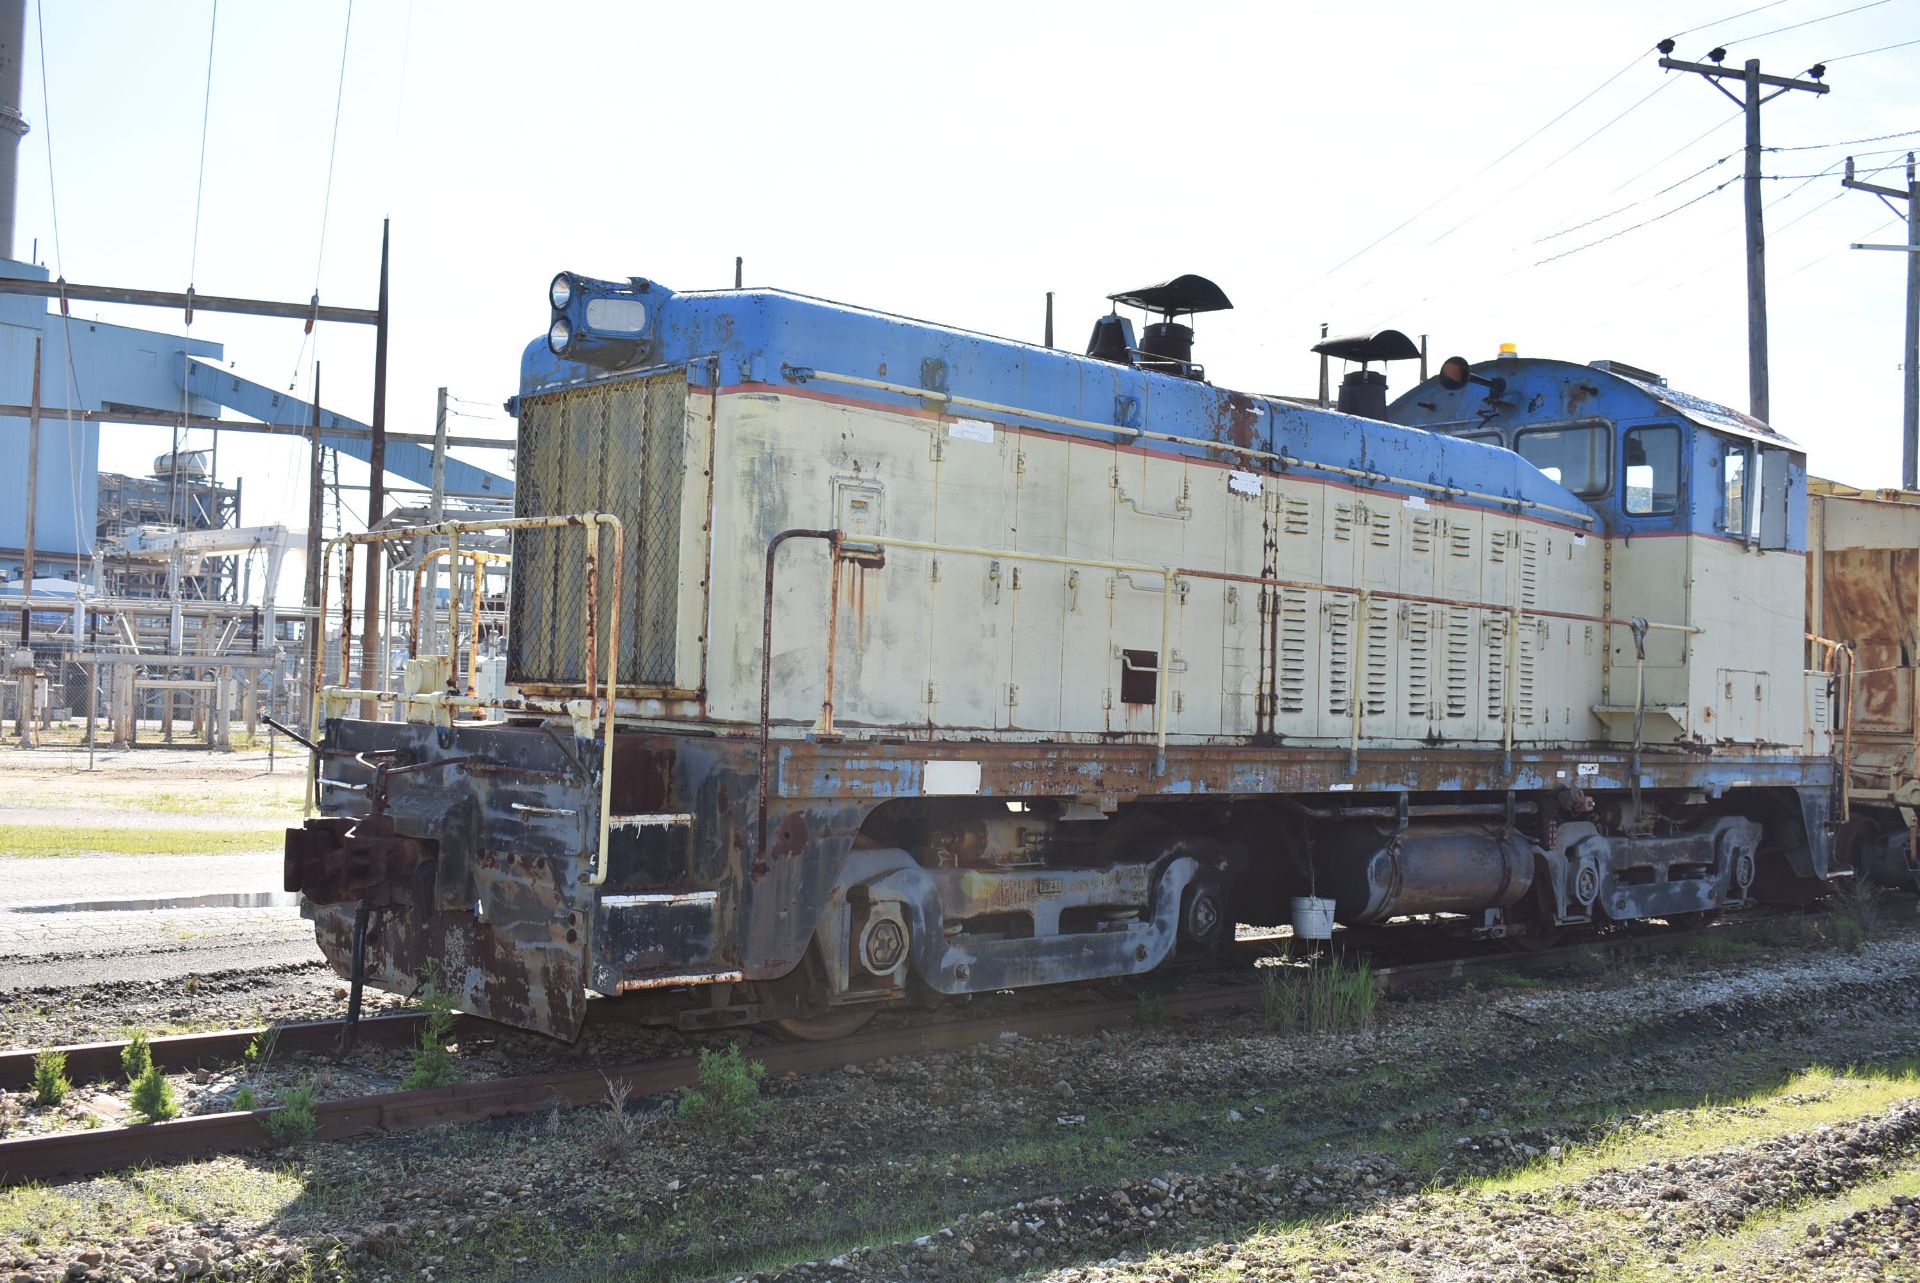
[[0, 918, 1797, 1186]]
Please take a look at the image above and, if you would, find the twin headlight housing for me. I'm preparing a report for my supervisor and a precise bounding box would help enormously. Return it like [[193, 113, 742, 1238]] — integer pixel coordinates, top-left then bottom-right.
[[546, 272, 655, 370]]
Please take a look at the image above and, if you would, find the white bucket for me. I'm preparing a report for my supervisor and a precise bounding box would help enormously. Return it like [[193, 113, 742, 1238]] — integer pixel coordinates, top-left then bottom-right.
[[1290, 895, 1337, 941]]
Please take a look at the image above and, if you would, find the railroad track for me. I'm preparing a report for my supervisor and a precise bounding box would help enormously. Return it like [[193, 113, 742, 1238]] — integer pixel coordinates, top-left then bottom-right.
[[0, 916, 1799, 1185]]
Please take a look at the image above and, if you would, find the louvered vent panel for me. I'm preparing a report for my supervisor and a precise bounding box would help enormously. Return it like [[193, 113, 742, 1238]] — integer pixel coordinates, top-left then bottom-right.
[[1484, 615, 1507, 722], [1368, 507, 1392, 549], [1520, 532, 1542, 609], [1333, 504, 1354, 541], [1411, 516, 1434, 555], [1449, 522, 1473, 559], [1364, 600, 1391, 717], [1406, 604, 1432, 720], [1445, 608, 1472, 720], [1283, 496, 1312, 536], [1517, 620, 1540, 724], [509, 371, 687, 689], [1279, 589, 1309, 715], [1326, 598, 1353, 716]]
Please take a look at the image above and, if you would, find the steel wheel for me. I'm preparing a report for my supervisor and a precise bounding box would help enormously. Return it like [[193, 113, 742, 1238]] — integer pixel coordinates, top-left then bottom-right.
[[769, 1008, 878, 1042]]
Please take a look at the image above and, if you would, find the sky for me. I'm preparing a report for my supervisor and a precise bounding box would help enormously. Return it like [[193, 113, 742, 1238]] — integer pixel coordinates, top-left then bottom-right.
[[12, 0, 1919, 600]]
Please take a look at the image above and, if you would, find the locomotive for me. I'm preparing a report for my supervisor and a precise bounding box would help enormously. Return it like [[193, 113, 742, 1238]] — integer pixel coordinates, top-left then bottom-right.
[[284, 269, 1913, 1040]]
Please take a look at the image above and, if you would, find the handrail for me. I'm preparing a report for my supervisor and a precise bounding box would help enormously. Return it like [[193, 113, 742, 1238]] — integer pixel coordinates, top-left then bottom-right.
[[409, 546, 506, 695], [311, 512, 625, 886], [780, 364, 1598, 525]]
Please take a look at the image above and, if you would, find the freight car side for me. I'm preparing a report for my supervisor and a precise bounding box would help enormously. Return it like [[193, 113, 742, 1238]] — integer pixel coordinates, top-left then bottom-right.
[[1807, 478, 1920, 891]]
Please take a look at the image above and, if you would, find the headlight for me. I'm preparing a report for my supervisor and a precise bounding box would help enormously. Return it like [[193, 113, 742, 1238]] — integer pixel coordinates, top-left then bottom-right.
[[548, 316, 572, 356], [549, 273, 573, 311]]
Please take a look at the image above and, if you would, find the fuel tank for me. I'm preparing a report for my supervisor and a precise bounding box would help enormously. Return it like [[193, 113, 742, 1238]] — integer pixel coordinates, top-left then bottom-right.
[[1314, 822, 1535, 925]]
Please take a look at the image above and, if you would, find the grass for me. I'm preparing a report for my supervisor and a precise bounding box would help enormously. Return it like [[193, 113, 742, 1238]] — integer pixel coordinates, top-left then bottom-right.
[[400, 972, 463, 1091], [143, 787, 306, 818], [1477, 1062, 1920, 1197], [0, 1158, 305, 1254], [1260, 953, 1379, 1033], [0, 823, 286, 858]]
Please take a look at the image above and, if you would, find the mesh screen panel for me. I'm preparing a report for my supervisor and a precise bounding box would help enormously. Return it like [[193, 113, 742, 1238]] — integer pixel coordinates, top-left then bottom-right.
[[508, 371, 687, 688]]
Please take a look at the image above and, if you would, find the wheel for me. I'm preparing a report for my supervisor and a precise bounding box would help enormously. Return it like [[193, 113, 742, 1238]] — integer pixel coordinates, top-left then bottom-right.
[[768, 1008, 877, 1042], [1178, 874, 1229, 956]]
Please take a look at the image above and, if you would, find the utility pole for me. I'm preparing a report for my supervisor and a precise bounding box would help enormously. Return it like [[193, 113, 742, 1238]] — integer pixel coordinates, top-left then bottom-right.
[[18, 336, 37, 646], [1657, 43, 1829, 424], [358, 219, 390, 719], [305, 361, 324, 724], [1843, 153, 1919, 488]]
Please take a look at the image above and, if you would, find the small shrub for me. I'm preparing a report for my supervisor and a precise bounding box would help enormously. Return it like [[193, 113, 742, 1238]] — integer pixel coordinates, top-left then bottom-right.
[[31, 1050, 69, 1106], [1133, 990, 1167, 1026], [231, 1085, 257, 1112], [129, 1066, 179, 1123], [676, 1044, 767, 1136], [1261, 954, 1378, 1034], [1826, 913, 1869, 952], [264, 1077, 318, 1147], [121, 1031, 153, 1083], [401, 971, 462, 1091]]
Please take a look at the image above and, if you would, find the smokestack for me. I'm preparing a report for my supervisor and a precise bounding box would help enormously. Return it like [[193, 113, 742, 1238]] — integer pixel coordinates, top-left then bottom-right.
[[0, 0, 27, 261]]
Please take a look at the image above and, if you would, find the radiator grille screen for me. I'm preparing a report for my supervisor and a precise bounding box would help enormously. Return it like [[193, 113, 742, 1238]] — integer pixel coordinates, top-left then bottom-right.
[[508, 371, 687, 689]]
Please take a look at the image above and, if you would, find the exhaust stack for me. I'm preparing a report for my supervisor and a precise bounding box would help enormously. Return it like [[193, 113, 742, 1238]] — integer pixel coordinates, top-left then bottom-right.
[[0, 0, 26, 261], [1311, 329, 1421, 421]]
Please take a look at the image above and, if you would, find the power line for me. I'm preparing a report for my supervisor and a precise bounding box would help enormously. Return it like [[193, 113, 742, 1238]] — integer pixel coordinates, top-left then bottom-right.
[[1713, 0, 1893, 48], [1537, 150, 1737, 244], [187, 1, 218, 287], [1771, 127, 1920, 150], [1430, 78, 1680, 247], [310, 0, 356, 294], [1535, 178, 1737, 266], [1821, 35, 1920, 62]]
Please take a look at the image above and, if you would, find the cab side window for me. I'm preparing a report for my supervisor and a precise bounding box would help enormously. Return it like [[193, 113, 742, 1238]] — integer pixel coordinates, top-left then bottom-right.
[[1514, 424, 1610, 498], [1720, 439, 1750, 537], [1623, 425, 1681, 515]]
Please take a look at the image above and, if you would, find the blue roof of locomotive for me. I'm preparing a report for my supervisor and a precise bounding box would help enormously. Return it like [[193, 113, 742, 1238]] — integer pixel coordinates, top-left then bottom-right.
[[519, 281, 1596, 526]]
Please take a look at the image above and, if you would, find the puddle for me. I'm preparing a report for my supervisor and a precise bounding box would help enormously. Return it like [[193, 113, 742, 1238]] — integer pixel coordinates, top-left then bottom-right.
[[14, 891, 300, 914]]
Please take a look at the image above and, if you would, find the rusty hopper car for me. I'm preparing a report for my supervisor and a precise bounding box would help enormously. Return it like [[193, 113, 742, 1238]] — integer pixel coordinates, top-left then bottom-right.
[[286, 271, 1868, 1041]]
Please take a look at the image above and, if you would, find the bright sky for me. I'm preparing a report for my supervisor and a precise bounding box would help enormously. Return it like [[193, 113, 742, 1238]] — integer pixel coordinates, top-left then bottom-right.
[[15, 0, 1919, 599]]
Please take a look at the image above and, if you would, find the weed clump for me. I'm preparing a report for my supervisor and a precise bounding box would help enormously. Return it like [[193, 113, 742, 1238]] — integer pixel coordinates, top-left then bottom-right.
[[1261, 954, 1379, 1033], [243, 1025, 279, 1073], [121, 1031, 153, 1083], [401, 970, 462, 1091], [592, 1076, 658, 1165], [31, 1050, 69, 1106], [1134, 990, 1167, 1026], [129, 1066, 179, 1123], [264, 1077, 317, 1146], [231, 1085, 257, 1112], [1825, 877, 1881, 951], [676, 1044, 767, 1135]]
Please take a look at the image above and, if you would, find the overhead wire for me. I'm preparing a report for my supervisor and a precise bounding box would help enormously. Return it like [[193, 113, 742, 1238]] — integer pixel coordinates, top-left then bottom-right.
[[309, 0, 355, 297], [1713, 0, 1893, 46], [1819, 35, 1920, 62], [1288, 1, 1834, 299], [1535, 177, 1738, 265]]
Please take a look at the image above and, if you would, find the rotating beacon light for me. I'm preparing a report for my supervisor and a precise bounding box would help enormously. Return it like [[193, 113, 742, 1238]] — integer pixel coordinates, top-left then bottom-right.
[[546, 272, 658, 370]]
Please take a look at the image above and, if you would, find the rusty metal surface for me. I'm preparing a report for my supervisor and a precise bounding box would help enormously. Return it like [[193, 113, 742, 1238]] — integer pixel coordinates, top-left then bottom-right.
[[305, 720, 596, 1038], [0, 1015, 428, 1091], [0, 917, 1789, 1186], [1820, 547, 1917, 734]]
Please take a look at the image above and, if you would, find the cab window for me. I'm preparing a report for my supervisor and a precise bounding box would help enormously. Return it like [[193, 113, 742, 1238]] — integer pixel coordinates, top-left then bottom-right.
[[1721, 440, 1750, 537], [1623, 425, 1681, 515], [1514, 424, 1610, 498], [1459, 430, 1504, 447]]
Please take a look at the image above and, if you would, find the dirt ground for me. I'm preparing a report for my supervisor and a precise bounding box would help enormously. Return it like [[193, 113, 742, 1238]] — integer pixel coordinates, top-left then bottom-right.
[[0, 745, 331, 1045]]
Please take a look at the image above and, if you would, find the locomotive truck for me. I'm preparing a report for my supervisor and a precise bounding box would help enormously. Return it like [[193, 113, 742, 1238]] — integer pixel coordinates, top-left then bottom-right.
[[284, 270, 1911, 1040]]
